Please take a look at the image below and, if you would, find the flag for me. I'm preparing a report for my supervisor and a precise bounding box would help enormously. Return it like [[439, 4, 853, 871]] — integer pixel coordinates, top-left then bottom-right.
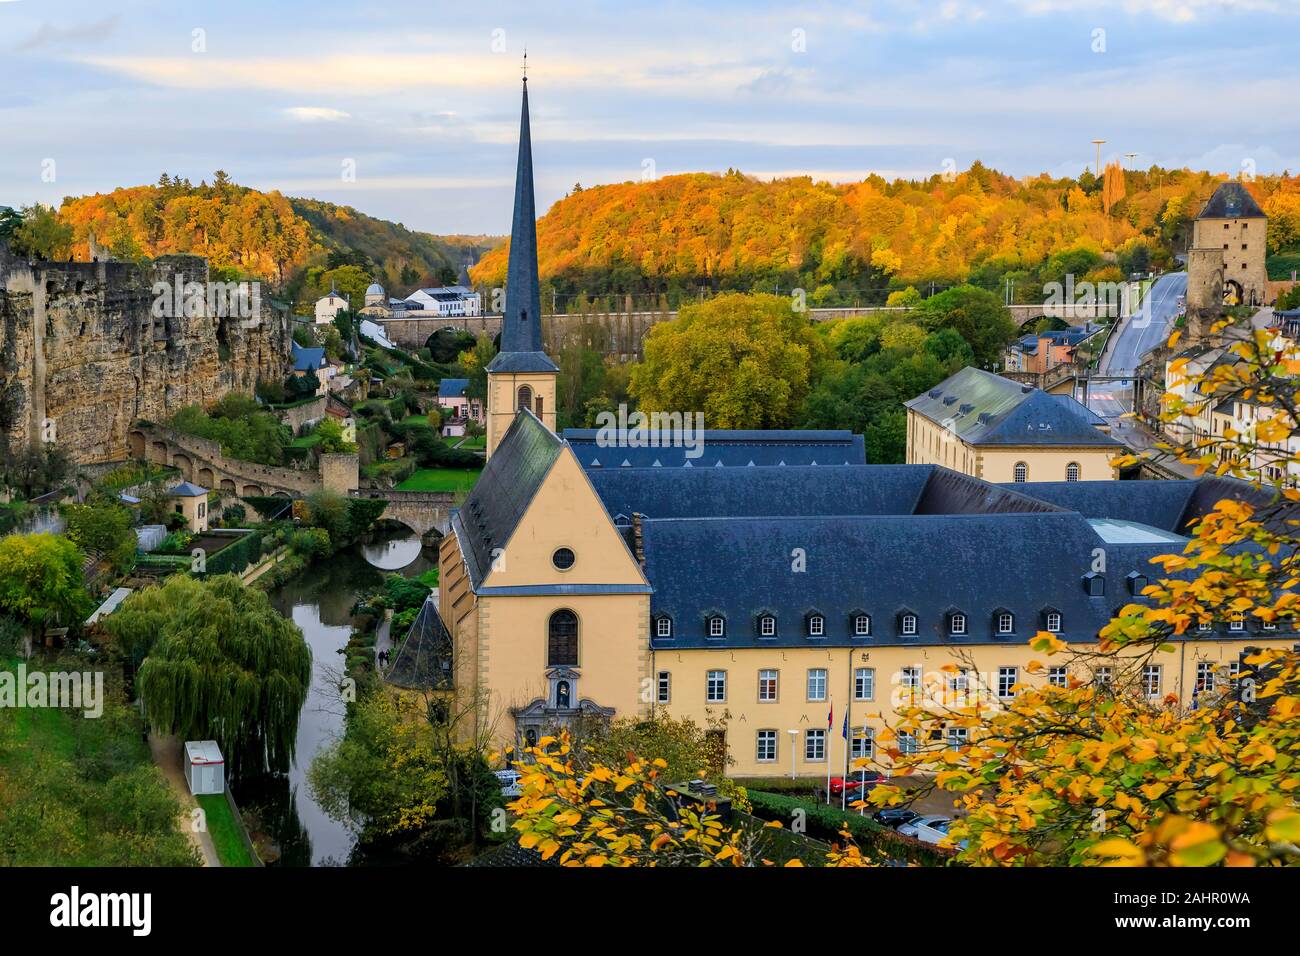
[[827, 702, 833, 729], [842, 710, 849, 740]]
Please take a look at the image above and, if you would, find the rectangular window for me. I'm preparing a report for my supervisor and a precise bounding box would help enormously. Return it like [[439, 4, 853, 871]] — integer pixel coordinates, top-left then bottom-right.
[[946, 726, 969, 748], [1048, 666, 1068, 688], [656, 671, 671, 704], [1195, 661, 1215, 693], [758, 669, 779, 702], [1143, 664, 1162, 698], [997, 613, 1014, 634], [1198, 621, 1213, 632], [706, 670, 726, 702], [898, 731, 918, 755], [656, 618, 671, 638], [760, 616, 776, 637], [997, 666, 1018, 699], [854, 667, 875, 701], [901, 614, 917, 636], [709, 617, 724, 638], [806, 668, 827, 702], [1095, 666, 1113, 686], [805, 729, 826, 762], [850, 727, 874, 760], [1229, 614, 1245, 632], [1046, 612, 1062, 633], [950, 614, 966, 635], [900, 666, 921, 691], [756, 730, 777, 763], [948, 669, 970, 695]]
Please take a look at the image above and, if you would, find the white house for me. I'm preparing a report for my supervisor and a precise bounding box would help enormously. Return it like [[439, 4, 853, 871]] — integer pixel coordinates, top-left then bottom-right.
[[402, 286, 482, 317], [315, 288, 349, 324]]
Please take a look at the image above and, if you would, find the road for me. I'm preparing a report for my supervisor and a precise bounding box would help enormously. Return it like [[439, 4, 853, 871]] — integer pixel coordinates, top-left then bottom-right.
[[1100, 271, 1187, 377]]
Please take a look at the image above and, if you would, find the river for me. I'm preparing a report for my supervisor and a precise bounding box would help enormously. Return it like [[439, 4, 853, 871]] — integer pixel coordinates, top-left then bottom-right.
[[240, 526, 431, 866]]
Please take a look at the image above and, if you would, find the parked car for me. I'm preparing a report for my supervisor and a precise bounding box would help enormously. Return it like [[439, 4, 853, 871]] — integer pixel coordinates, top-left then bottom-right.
[[494, 769, 522, 798], [828, 771, 886, 797], [872, 808, 921, 830], [898, 814, 953, 844]]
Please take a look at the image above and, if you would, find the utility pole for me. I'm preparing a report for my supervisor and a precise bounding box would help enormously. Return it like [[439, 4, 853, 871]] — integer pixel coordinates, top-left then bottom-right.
[[1091, 139, 1106, 176]]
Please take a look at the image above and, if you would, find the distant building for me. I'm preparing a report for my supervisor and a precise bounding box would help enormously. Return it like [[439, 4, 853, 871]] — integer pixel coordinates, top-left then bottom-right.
[[1004, 328, 1096, 374], [291, 340, 330, 396], [169, 481, 209, 533], [359, 282, 481, 319], [315, 288, 349, 325], [905, 366, 1121, 482], [437, 378, 483, 423], [1186, 181, 1268, 339]]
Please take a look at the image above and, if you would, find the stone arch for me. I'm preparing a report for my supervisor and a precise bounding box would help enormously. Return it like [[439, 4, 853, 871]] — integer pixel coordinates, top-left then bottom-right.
[[219, 479, 237, 493], [242, 483, 264, 496], [149, 440, 170, 465], [197, 467, 215, 487], [128, 430, 146, 459], [171, 454, 193, 481]]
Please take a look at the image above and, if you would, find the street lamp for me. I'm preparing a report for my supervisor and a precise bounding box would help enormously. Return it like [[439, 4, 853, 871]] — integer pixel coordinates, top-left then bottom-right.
[[1091, 139, 1106, 175], [787, 729, 798, 780]]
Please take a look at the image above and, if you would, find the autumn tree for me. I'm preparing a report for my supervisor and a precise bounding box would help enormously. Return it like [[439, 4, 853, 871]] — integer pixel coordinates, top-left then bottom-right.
[[0, 533, 90, 632]]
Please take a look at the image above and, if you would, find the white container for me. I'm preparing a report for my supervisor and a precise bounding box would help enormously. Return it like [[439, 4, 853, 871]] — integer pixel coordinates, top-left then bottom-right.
[[183, 740, 225, 795]]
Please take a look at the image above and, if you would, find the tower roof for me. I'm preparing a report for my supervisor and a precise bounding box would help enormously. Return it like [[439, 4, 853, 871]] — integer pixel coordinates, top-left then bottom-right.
[[1196, 181, 1265, 220], [488, 76, 556, 374]]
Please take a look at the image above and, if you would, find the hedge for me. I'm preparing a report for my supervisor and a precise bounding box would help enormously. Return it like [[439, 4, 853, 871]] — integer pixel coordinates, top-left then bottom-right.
[[202, 531, 265, 576], [745, 790, 953, 866]]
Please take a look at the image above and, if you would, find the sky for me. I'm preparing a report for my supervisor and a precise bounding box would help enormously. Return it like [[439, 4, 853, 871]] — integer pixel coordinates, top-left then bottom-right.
[[1, 0, 1298, 235]]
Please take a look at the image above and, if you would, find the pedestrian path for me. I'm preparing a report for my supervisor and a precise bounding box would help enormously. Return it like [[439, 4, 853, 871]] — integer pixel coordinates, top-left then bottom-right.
[[148, 733, 220, 866]]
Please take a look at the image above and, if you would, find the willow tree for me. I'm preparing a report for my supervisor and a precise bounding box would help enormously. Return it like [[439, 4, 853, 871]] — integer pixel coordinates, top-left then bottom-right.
[[105, 574, 312, 777]]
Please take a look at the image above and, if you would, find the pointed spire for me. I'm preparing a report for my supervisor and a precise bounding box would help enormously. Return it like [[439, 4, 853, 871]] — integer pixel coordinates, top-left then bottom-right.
[[488, 72, 555, 372]]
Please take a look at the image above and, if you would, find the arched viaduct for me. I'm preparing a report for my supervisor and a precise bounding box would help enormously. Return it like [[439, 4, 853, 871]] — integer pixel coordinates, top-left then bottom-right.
[[348, 489, 455, 539]]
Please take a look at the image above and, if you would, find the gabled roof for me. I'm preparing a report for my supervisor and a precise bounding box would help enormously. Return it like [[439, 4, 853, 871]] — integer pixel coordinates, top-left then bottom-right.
[[904, 366, 1120, 447], [451, 409, 562, 588], [438, 378, 470, 398], [563, 428, 866, 468], [1197, 181, 1265, 220], [291, 340, 326, 371], [384, 596, 453, 691]]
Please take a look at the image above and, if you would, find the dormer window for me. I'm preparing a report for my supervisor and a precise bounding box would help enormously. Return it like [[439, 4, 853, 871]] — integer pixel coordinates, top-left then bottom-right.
[[1126, 571, 1148, 595], [708, 616, 725, 638], [1083, 572, 1105, 597], [900, 613, 918, 636], [1045, 611, 1062, 633], [759, 614, 777, 638], [807, 614, 825, 638], [996, 611, 1015, 634], [655, 616, 672, 639], [1229, 614, 1245, 632], [949, 612, 967, 636], [853, 614, 871, 637]]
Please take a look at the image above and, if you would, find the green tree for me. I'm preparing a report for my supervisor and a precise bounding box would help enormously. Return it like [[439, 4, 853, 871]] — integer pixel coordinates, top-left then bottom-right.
[[914, 285, 1016, 369], [106, 575, 312, 777], [0, 533, 90, 630], [62, 501, 137, 572], [11, 205, 74, 260], [630, 293, 827, 428]]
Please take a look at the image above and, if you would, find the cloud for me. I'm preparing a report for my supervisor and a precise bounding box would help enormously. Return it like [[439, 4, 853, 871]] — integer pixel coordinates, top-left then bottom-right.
[[16, 15, 119, 51], [283, 106, 351, 122]]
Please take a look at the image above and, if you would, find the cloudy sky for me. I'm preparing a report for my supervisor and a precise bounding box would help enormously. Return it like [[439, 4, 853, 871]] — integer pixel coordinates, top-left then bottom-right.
[[1, 0, 1297, 234]]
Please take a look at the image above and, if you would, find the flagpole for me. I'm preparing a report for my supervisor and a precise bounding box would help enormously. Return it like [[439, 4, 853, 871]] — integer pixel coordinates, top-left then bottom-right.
[[826, 697, 833, 805], [842, 698, 850, 812]]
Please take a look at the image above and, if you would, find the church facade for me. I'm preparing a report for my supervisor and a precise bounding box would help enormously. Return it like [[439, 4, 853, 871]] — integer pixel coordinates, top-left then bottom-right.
[[435, 80, 1293, 778]]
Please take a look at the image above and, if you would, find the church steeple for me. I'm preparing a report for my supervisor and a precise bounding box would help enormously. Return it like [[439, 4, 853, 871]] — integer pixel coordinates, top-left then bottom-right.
[[485, 72, 558, 459], [489, 74, 555, 369]]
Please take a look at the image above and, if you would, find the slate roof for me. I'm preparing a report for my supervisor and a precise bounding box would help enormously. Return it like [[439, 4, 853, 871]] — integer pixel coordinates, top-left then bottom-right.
[[451, 409, 561, 588], [1197, 181, 1266, 220], [291, 341, 326, 372], [500, 78, 543, 355], [486, 350, 559, 374], [439, 378, 470, 399], [641, 512, 1176, 649], [1010, 480, 1198, 532], [904, 367, 1120, 447], [385, 595, 453, 691], [169, 481, 208, 497], [563, 428, 866, 468]]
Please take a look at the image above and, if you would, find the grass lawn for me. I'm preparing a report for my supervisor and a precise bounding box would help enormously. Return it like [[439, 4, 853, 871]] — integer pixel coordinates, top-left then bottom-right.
[[196, 793, 257, 867], [453, 434, 486, 450], [402, 414, 430, 427], [397, 468, 481, 493], [1268, 250, 1300, 281], [289, 433, 322, 449]]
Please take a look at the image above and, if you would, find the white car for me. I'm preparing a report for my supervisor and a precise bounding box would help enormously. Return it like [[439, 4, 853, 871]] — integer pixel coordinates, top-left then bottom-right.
[[898, 814, 953, 845], [494, 769, 522, 798]]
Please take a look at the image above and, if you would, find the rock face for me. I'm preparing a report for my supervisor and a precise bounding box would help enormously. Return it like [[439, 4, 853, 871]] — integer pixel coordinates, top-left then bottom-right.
[[0, 247, 291, 464]]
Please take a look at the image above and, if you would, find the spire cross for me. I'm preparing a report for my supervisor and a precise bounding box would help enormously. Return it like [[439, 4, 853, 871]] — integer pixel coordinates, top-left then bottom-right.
[[522, 48, 527, 83]]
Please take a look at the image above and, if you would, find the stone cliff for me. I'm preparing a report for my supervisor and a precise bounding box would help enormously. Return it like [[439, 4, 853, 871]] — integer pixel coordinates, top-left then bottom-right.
[[0, 247, 292, 464]]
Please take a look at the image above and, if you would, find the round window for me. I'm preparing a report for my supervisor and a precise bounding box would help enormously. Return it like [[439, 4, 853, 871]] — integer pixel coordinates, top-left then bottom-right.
[[552, 547, 575, 571]]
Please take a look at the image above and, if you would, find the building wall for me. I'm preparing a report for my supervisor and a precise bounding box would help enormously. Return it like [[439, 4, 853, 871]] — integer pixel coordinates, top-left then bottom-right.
[[906, 410, 1115, 481], [1192, 216, 1267, 306], [654, 637, 1289, 778], [485, 370, 556, 458]]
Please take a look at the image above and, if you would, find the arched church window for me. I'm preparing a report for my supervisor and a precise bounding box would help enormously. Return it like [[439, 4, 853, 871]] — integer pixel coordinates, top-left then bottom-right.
[[517, 385, 533, 411], [548, 609, 579, 666]]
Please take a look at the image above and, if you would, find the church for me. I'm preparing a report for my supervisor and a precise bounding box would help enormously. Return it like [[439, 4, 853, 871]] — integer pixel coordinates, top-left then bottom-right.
[[435, 78, 1292, 778]]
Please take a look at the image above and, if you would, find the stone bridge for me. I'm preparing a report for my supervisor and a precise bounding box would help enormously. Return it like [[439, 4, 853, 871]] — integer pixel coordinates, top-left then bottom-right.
[[375, 302, 1102, 357], [348, 489, 456, 539], [128, 422, 357, 497]]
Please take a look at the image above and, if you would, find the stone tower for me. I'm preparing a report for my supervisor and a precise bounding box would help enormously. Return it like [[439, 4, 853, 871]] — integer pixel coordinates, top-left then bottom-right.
[[485, 74, 558, 459], [1186, 181, 1268, 340]]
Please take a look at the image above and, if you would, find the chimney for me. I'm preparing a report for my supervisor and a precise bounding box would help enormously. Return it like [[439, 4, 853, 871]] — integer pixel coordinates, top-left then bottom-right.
[[631, 512, 646, 568]]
